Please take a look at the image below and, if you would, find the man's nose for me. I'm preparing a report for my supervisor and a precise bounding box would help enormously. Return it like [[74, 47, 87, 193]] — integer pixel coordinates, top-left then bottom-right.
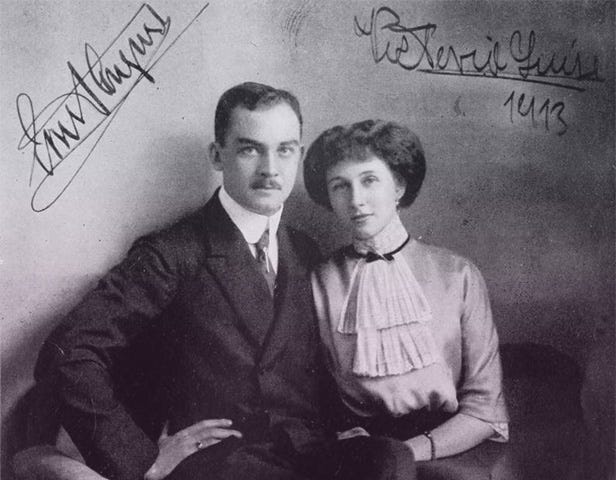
[[259, 150, 279, 176]]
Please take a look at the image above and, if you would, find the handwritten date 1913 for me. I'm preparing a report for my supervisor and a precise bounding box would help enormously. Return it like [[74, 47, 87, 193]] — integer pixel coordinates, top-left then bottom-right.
[[503, 91, 567, 136]]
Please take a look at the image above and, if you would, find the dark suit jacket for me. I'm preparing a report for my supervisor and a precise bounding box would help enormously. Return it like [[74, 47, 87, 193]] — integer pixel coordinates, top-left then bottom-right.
[[35, 193, 326, 480]]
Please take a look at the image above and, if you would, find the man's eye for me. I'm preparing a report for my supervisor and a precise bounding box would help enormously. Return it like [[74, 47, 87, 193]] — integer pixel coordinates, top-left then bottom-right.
[[239, 147, 258, 156], [278, 146, 295, 156], [330, 183, 347, 192]]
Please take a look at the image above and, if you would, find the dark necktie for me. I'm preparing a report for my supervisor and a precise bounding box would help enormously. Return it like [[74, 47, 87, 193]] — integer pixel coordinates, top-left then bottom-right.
[[255, 229, 276, 295]]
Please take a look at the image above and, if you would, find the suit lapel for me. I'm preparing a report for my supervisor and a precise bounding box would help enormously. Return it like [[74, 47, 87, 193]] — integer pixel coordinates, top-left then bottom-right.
[[259, 226, 312, 365], [202, 196, 274, 346]]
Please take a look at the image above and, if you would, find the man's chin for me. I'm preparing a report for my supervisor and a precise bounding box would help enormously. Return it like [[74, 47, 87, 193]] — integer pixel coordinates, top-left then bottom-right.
[[247, 199, 284, 216], [254, 188, 287, 207]]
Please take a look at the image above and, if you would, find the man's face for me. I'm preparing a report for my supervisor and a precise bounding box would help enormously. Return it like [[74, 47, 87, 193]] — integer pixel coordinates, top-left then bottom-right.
[[211, 103, 303, 216]]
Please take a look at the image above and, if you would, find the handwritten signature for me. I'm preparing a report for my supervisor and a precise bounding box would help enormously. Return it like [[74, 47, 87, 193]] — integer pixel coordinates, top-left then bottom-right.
[[16, 3, 209, 212], [353, 6, 604, 92]]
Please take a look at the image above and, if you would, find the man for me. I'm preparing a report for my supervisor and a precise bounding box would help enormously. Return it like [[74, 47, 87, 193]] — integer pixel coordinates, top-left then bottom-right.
[[32, 82, 415, 480]]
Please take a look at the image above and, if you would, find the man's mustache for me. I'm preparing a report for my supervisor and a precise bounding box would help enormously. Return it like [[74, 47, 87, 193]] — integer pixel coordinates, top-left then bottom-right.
[[251, 179, 282, 190]]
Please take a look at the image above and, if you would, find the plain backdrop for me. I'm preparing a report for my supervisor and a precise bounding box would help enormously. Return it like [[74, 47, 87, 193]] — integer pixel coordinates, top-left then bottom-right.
[[1, 0, 614, 474]]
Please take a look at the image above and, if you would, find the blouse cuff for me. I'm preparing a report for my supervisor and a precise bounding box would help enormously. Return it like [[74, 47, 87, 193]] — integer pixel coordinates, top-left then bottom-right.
[[486, 421, 509, 442]]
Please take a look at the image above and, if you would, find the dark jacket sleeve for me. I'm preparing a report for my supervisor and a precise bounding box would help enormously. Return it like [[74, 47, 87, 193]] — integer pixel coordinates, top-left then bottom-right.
[[35, 233, 183, 480]]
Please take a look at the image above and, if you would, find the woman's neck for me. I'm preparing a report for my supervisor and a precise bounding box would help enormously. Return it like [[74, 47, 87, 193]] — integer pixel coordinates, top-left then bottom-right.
[[353, 214, 409, 255]]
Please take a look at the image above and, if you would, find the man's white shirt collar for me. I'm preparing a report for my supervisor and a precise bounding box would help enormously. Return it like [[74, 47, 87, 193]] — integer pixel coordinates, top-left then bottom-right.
[[218, 187, 282, 270]]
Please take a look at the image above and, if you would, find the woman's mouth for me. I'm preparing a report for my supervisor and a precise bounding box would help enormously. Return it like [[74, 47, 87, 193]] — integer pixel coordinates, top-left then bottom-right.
[[351, 213, 372, 223]]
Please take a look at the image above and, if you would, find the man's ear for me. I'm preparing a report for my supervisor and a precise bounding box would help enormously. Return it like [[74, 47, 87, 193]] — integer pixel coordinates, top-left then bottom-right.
[[209, 142, 223, 172]]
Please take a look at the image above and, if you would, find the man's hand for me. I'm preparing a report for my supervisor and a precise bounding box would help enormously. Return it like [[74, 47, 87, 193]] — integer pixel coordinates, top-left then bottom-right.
[[337, 426, 370, 441], [144, 419, 243, 480]]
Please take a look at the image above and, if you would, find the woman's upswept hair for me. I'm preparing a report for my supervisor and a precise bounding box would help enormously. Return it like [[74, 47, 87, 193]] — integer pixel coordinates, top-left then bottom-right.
[[303, 119, 426, 209]]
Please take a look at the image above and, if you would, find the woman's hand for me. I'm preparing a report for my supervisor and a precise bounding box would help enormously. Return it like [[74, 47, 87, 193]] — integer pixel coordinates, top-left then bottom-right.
[[404, 413, 494, 461], [144, 419, 243, 480], [364, 363, 459, 416]]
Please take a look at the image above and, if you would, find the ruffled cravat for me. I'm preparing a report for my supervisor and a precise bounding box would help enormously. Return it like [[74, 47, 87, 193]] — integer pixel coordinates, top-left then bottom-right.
[[338, 215, 440, 377]]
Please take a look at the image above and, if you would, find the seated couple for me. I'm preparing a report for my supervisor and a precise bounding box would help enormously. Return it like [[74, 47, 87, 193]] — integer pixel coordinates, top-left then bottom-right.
[[16, 82, 508, 480]]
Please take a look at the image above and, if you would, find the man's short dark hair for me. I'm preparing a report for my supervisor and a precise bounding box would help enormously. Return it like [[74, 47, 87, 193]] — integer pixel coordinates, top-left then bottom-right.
[[303, 119, 426, 210], [214, 82, 303, 145]]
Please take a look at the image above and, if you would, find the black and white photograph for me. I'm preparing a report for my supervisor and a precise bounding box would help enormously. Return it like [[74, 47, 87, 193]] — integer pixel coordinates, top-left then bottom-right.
[[1, 1, 614, 479]]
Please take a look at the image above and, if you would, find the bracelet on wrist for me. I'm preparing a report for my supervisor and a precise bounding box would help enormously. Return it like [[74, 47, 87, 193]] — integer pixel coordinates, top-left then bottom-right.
[[422, 430, 436, 461]]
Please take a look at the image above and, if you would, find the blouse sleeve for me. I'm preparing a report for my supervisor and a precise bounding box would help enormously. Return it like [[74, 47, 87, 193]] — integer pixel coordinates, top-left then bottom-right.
[[457, 262, 509, 431]]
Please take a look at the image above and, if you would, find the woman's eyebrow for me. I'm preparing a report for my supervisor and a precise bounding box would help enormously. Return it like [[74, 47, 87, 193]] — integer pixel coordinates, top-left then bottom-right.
[[327, 170, 378, 184], [327, 176, 346, 185]]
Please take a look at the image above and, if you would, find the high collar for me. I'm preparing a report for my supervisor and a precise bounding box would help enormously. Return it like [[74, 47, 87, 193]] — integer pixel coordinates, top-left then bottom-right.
[[218, 186, 283, 245], [353, 214, 409, 256]]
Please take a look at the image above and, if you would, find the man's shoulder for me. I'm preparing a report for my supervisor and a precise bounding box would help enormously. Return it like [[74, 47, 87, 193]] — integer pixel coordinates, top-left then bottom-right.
[[312, 245, 353, 281], [283, 225, 318, 248], [281, 225, 322, 267], [141, 207, 206, 248], [137, 193, 225, 247], [126, 205, 212, 277]]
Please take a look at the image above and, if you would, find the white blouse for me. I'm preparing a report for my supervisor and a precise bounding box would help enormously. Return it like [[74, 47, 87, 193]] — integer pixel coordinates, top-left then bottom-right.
[[312, 238, 509, 440]]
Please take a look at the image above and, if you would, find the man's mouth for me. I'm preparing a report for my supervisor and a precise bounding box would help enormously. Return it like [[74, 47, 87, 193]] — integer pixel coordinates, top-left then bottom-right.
[[252, 181, 282, 190]]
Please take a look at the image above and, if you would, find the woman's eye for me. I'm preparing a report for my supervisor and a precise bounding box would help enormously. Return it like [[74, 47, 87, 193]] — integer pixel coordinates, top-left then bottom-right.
[[362, 176, 378, 185], [330, 183, 347, 192]]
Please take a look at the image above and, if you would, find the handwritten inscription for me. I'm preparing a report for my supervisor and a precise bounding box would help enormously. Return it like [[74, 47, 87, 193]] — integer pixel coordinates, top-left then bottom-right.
[[353, 6, 603, 134], [504, 91, 567, 136], [16, 3, 209, 212]]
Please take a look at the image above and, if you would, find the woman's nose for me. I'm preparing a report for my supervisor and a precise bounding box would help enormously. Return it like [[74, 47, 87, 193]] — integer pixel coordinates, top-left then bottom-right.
[[349, 185, 365, 207]]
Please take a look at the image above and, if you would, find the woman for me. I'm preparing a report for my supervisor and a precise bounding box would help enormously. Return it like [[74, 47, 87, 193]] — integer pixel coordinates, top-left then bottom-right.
[[303, 119, 509, 461]]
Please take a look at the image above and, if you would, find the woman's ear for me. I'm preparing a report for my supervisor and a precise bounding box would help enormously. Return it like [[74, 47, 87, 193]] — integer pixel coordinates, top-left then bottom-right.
[[395, 177, 407, 202]]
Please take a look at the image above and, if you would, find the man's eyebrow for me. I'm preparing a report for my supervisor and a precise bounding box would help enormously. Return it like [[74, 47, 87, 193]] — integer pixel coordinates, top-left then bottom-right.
[[279, 140, 300, 147], [236, 137, 263, 146]]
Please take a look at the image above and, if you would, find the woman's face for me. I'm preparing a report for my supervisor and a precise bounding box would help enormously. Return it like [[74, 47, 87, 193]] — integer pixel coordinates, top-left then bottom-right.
[[326, 155, 405, 240]]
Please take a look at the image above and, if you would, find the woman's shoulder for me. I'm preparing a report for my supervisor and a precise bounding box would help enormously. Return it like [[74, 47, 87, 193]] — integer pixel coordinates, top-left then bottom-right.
[[404, 239, 483, 277]]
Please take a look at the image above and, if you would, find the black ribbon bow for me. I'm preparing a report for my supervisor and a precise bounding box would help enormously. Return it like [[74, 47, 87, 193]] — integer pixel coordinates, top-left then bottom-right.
[[350, 235, 411, 263]]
